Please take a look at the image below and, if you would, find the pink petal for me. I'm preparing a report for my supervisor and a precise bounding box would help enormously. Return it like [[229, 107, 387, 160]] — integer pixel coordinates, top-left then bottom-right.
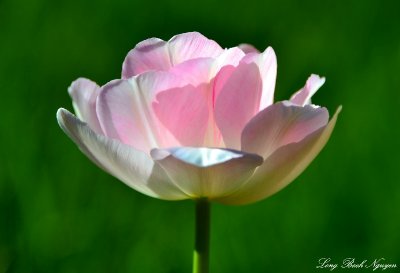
[[242, 47, 277, 110], [97, 72, 185, 152], [217, 106, 341, 205], [68, 78, 102, 134], [151, 147, 263, 198], [212, 47, 245, 74], [152, 82, 209, 147], [57, 108, 188, 200], [238, 43, 260, 54], [290, 74, 326, 106], [168, 47, 245, 88], [241, 101, 329, 159], [169, 57, 215, 86], [122, 32, 224, 79], [168, 32, 223, 65], [122, 38, 170, 78], [214, 62, 263, 149]]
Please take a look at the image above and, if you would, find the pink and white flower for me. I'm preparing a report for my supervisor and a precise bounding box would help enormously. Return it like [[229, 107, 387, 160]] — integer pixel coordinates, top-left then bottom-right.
[[57, 32, 340, 205]]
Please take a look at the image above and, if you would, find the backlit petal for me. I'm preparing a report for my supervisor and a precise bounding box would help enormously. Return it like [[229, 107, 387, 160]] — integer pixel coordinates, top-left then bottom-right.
[[122, 38, 170, 78], [169, 58, 215, 86], [168, 32, 223, 65], [290, 74, 326, 106], [68, 78, 102, 134], [242, 47, 277, 109], [214, 62, 263, 149], [152, 82, 209, 147], [97, 72, 184, 152], [241, 101, 329, 158], [218, 106, 341, 205], [212, 47, 245, 75], [122, 32, 224, 78]]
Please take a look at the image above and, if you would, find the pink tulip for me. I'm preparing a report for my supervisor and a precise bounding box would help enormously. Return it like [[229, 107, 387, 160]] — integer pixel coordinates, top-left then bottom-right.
[[57, 32, 341, 205]]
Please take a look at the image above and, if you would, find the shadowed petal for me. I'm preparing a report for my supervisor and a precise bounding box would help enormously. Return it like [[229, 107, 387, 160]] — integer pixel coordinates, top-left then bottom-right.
[[238, 44, 259, 54], [151, 147, 263, 198], [241, 101, 329, 158], [217, 106, 341, 205], [57, 108, 189, 200], [290, 74, 326, 106], [68, 78, 102, 134]]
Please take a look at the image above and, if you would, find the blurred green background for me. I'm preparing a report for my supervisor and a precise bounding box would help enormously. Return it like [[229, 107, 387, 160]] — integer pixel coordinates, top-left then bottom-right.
[[1, 0, 399, 272]]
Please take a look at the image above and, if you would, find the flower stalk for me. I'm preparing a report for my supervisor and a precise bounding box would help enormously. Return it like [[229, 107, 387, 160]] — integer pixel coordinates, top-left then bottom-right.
[[193, 199, 211, 273]]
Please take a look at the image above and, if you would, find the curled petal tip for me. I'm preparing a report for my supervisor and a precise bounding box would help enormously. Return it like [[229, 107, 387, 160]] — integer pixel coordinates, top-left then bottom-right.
[[290, 74, 326, 106], [56, 108, 71, 126]]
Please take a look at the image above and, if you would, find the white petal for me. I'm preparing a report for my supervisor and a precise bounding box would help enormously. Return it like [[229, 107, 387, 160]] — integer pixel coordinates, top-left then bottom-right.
[[151, 147, 263, 199], [168, 32, 223, 65], [242, 47, 277, 109], [57, 108, 189, 200], [290, 74, 326, 106], [217, 106, 341, 205], [68, 78, 102, 134]]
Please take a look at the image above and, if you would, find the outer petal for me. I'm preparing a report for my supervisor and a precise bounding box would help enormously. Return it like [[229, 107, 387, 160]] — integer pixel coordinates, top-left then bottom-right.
[[56, 108, 188, 200], [98, 71, 209, 151], [211, 47, 245, 76], [151, 147, 263, 198], [68, 78, 102, 134], [122, 32, 223, 78], [290, 74, 326, 106], [241, 101, 329, 158], [242, 47, 277, 109], [122, 38, 170, 78], [168, 32, 223, 65], [238, 44, 259, 54], [214, 62, 263, 149], [168, 47, 245, 87], [97, 76, 172, 152], [217, 106, 341, 205]]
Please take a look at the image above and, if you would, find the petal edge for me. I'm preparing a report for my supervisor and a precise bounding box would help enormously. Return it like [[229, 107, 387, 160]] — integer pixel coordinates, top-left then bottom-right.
[[57, 108, 189, 200], [218, 106, 341, 205]]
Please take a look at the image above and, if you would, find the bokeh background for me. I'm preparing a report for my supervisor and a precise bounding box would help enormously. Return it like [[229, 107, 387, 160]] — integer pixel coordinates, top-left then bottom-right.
[[1, 0, 399, 272]]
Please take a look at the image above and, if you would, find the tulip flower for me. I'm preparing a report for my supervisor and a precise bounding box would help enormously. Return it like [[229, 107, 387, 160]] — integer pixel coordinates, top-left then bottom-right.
[[57, 32, 340, 273]]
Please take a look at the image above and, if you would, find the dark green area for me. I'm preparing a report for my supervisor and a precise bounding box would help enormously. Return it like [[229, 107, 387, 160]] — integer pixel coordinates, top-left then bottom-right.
[[1, 0, 399, 272]]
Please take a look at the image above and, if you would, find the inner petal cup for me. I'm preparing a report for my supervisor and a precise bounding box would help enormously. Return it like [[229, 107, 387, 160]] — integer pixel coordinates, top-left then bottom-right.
[[151, 147, 263, 198]]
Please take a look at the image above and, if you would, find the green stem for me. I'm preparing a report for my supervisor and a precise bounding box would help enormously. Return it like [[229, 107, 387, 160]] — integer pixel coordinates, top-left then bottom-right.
[[193, 199, 211, 273]]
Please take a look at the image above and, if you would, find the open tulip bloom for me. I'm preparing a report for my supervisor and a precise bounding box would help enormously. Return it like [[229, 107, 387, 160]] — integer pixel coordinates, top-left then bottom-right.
[[57, 32, 340, 273]]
